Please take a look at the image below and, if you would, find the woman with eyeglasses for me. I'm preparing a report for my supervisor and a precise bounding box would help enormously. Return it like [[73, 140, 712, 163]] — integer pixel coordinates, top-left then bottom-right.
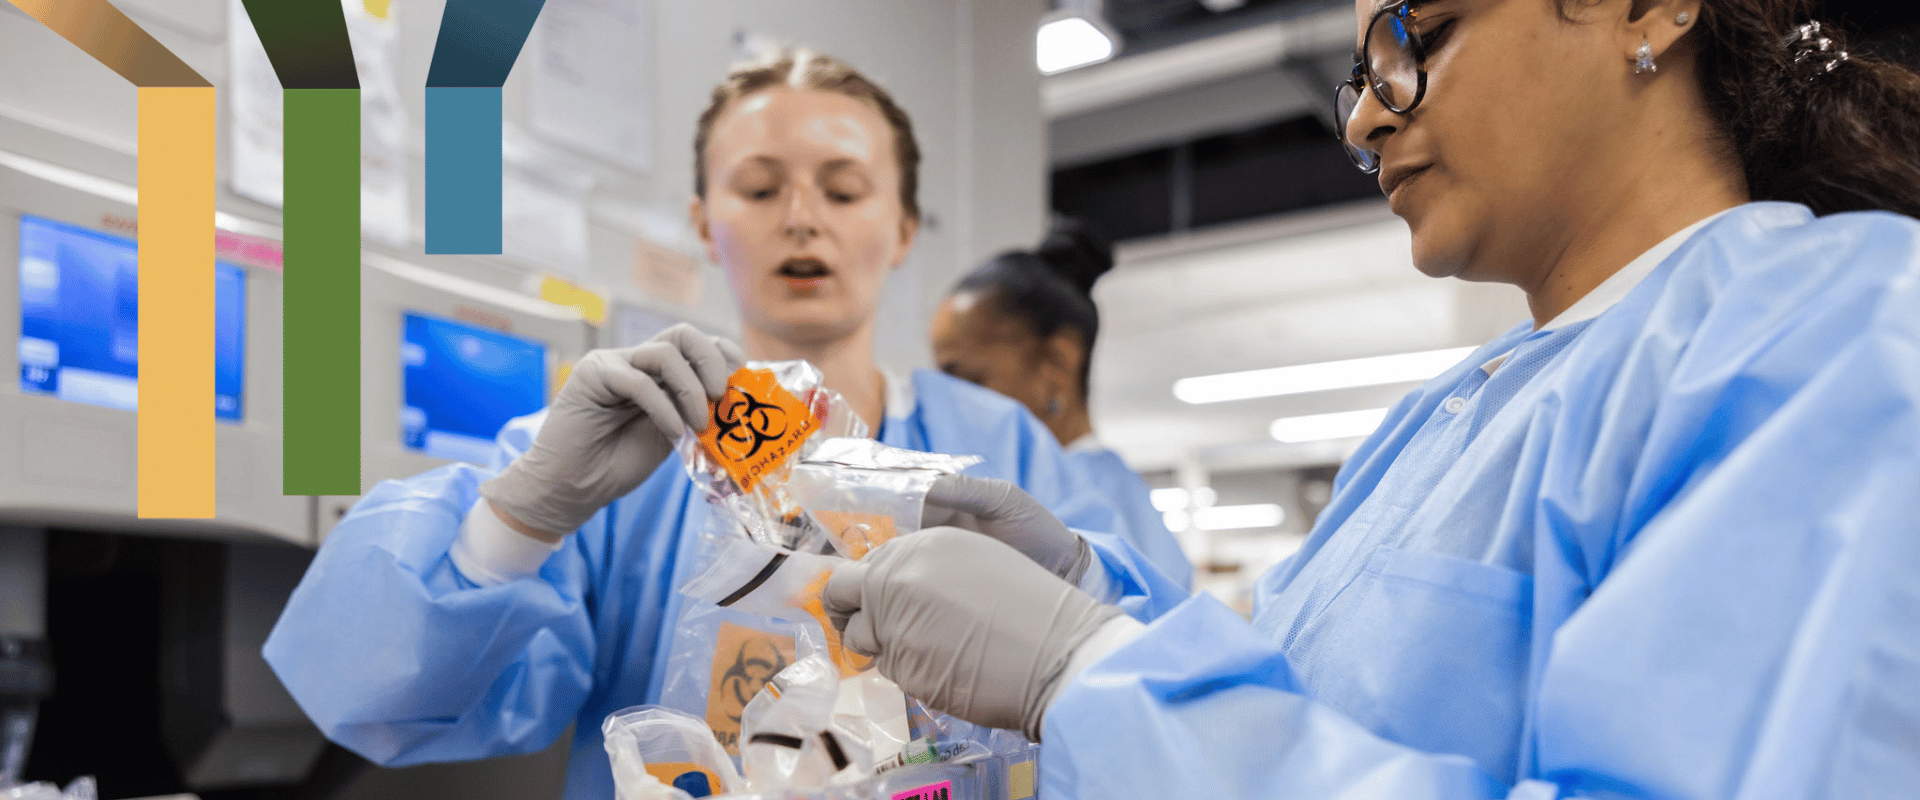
[[820, 0, 1920, 796]]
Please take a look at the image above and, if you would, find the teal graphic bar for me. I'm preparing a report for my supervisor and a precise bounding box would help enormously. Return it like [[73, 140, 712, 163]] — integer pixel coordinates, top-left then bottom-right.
[[423, 0, 547, 254]]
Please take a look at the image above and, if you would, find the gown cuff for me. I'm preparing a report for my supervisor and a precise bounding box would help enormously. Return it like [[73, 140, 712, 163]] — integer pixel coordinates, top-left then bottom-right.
[[1075, 554, 1122, 603], [1048, 614, 1145, 716], [1069, 529, 1125, 603], [449, 497, 564, 587]]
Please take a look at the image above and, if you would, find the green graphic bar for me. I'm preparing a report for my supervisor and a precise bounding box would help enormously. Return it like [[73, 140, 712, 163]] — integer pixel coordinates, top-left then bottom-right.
[[237, 0, 362, 494], [283, 89, 362, 495]]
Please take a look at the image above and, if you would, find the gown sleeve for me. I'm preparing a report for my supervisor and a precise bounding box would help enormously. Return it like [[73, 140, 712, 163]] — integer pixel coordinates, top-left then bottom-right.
[[1070, 448, 1193, 590], [910, 370, 1192, 621], [262, 413, 673, 768], [996, 400, 1190, 622], [1040, 243, 1920, 800]]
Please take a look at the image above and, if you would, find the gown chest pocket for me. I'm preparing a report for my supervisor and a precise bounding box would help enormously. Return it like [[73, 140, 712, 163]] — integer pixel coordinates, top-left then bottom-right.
[[1298, 547, 1536, 781]]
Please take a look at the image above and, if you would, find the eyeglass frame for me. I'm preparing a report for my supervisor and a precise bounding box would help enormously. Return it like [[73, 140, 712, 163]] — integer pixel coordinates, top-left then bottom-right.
[[1335, 0, 1434, 173]]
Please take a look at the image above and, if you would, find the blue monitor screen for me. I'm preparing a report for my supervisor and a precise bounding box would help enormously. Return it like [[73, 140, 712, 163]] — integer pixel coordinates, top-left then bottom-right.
[[17, 214, 246, 421], [402, 312, 548, 464]]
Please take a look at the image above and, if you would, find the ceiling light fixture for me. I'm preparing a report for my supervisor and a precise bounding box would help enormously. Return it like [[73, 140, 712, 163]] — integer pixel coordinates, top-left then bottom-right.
[[1037, 0, 1118, 75], [1174, 346, 1478, 404], [1270, 408, 1391, 443], [1164, 503, 1286, 532], [1149, 486, 1217, 512]]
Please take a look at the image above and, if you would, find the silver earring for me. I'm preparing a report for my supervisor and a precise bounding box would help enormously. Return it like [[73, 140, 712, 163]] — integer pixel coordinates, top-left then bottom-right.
[[1675, 11, 1690, 25], [1634, 37, 1658, 74], [1045, 395, 1062, 418]]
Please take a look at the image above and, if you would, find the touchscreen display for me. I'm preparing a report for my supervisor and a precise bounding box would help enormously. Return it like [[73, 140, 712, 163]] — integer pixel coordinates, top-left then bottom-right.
[[401, 312, 548, 463], [18, 214, 246, 421]]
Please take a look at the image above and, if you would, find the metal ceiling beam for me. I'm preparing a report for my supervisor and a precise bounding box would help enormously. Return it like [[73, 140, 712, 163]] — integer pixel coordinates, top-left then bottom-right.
[[1041, 5, 1351, 118]]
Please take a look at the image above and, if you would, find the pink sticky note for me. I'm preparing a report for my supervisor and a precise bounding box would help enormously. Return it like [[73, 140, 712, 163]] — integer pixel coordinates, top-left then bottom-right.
[[892, 780, 953, 800]]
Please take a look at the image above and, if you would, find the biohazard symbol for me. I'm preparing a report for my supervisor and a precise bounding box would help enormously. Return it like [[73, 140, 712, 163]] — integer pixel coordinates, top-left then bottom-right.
[[697, 367, 818, 492], [704, 624, 796, 753], [711, 387, 788, 461], [716, 635, 788, 728]]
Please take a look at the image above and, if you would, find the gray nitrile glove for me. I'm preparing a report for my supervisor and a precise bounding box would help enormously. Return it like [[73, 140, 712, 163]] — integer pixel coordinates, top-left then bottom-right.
[[480, 323, 745, 537], [920, 474, 1093, 583], [821, 527, 1122, 741]]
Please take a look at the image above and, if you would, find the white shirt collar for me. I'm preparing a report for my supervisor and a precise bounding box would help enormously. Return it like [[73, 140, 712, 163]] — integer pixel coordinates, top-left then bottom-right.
[[882, 368, 915, 420], [1481, 208, 1733, 374], [1065, 433, 1105, 454], [1536, 209, 1732, 333]]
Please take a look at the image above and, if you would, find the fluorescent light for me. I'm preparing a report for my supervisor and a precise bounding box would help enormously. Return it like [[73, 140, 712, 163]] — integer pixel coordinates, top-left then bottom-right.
[[1038, 16, 1115, 74], [1200, 504, 1285, 530], [1150, 486, 1217, 512], [1174, 346, 1478, 404], [1167, 503, 1286, 532], [1270, 408, 1390, 443]]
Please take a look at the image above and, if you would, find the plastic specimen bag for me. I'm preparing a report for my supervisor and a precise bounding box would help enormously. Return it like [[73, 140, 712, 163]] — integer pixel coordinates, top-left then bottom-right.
[[738, 654, 869, 790], [653, 359, 1014, 786], [735, 655, 956, 792], [785, 438, 980, 559], [602, 705, 744, 800], [0, 776, 94, 800], [674, 361, 866, 553]]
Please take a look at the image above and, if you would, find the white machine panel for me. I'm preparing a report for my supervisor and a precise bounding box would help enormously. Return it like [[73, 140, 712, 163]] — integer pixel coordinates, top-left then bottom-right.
[[314, 256, 593, 538], [0, 157, 308, 545]]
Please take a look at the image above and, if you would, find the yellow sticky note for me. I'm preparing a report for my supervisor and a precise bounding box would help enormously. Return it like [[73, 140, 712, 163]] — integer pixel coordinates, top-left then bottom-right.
[[1008, 759, 1035, 799], [536, 274, 608, 326]]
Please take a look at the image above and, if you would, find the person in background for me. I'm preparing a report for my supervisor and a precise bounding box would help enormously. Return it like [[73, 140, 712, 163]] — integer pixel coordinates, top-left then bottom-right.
[[929, 218, 1192, 586], [824, 0, 1920, 796], [263, 47, 1183, 800]]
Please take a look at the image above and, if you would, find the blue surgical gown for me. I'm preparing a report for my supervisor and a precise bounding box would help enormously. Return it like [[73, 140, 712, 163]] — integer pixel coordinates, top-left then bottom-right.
[[1065, 444, 1192, 589], [1043, 202, 1920, 799], [263, 369, 1185, 800]]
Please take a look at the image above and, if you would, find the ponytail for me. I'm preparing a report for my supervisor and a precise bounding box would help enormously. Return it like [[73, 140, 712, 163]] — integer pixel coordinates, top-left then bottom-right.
[[1693, 0, 1920, 217], [951, 217, 1116, 397]]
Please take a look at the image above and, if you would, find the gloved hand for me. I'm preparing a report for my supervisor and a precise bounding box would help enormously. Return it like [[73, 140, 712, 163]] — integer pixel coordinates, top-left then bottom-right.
[[920, 474, 1093, 583], [822, 527, 1122, 741], [481, 323, 745, 538]]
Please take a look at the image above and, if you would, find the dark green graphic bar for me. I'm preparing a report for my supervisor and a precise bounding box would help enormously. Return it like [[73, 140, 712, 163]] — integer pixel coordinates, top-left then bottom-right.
[[238, 1, 362, 494], [238, 0, 358, 88], [282, 89, 362, 495]]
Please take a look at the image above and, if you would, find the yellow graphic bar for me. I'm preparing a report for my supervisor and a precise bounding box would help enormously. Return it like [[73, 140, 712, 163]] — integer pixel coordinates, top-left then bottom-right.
[[138, 87, 216, 517], [11, 1, 218, 517]]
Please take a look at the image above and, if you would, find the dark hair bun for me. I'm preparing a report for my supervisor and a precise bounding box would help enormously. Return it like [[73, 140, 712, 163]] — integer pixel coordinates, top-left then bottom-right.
[[1034, 216, 1114, 295]]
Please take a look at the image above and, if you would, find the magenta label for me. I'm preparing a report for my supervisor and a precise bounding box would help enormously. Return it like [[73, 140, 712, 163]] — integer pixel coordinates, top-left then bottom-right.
[[214, 229, 285, 272], [892, 780, 952, 800]]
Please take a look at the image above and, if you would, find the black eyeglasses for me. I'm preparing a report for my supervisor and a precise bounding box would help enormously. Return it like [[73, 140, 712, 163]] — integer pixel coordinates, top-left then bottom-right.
[[1335, 0, 1432, 173]]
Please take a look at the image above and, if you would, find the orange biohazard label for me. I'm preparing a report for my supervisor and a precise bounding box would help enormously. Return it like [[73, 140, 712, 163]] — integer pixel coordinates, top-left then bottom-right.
[[644, 763, 726, 797], [800, 570, 874, 678], [698, 367, 820, 492], [811, 510, 898, 559], [706, 622, 797, 755]]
